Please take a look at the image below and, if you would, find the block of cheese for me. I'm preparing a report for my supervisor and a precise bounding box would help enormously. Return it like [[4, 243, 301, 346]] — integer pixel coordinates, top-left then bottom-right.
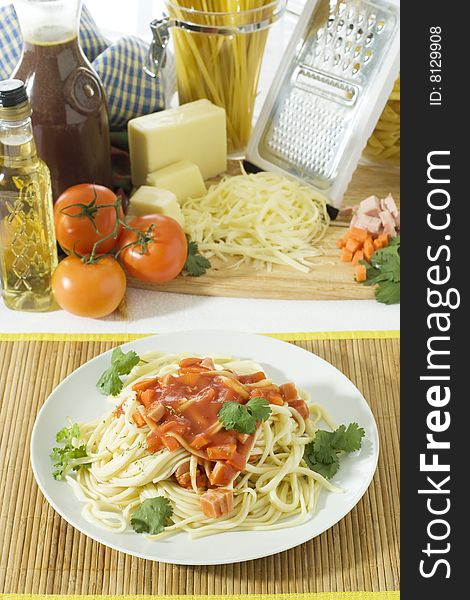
[[146, 161, 206, 204], [127, 186, 185, 228], [128, 99, 227, 186]]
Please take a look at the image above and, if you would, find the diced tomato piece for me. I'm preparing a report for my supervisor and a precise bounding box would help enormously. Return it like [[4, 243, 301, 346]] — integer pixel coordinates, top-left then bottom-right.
[[179, 357, 203, 368], [147, 431, 163, 452], [140, 388, 159, 408], [132, 411, 146, 428], [206, 444, 237, 460], [209, 461, 237, 486], [267, 391, 284, 406], [289, 399, 310, 420], [238, 372, 266, 384], [161, 435, 180, 452], [227, 451, 247, 471], [176, 372, 201, 386], [132, 377, 158, 392], [280, 382, 298, 402], [200, 488, 234, 518]]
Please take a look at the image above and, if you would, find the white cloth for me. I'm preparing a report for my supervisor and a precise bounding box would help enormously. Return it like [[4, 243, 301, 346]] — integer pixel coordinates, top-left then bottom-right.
[[0, 289, 399, 334]]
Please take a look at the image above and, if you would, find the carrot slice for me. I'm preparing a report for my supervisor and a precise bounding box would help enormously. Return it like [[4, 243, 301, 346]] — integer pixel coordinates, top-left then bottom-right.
[[132, 377, 158, 392], [352, 249, 364, 266], [161, 435, 180, 452], [140, 388, 159, 408], [132, 412, 146, 428], [363, 238, 375, 262], [206, 444, 237, 460], [340, 247, 353, 262], [345, 237, 360, 254], [209, 462, 237, 486], [355, 264, 367, 283], [373, 238, 383, 250], [377, 233, 389, 246], [349, 227, 368, 243]]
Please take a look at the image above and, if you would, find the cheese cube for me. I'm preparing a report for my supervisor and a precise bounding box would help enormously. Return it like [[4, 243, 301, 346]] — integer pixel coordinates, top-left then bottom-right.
[[146, 161, 206, 204], [127, 186, 185, 228], [128, 99, 227, 186]]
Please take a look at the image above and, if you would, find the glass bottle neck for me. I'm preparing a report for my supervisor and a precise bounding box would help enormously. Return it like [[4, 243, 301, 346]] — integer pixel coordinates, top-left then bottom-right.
[[13, 0, 83, 45], [0, 117, 38, 165]]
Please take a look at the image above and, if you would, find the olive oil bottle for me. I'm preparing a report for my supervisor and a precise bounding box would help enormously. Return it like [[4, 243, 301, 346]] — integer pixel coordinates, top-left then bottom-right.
[[0, 79, 57, 311]]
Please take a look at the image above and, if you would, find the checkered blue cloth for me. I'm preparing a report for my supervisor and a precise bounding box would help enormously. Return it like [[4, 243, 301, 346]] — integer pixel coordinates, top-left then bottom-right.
[[0, 3, 168, 129]]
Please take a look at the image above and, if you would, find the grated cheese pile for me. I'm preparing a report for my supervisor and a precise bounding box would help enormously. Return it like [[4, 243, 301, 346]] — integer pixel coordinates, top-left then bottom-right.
[[182, 172, 330, 272]]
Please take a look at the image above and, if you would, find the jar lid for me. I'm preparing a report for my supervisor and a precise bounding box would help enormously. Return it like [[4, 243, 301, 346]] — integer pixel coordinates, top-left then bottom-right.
[[0, 79, 28, 108]]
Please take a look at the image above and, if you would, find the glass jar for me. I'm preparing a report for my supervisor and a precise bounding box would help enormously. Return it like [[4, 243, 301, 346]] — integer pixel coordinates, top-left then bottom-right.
[[12, 0, 112, 200], [147, 0, 286, 157], [0, 79, 58, 311]]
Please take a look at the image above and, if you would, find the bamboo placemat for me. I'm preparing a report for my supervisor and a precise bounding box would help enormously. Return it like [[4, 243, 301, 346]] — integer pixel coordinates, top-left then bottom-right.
[[0, 338, 400, 596]]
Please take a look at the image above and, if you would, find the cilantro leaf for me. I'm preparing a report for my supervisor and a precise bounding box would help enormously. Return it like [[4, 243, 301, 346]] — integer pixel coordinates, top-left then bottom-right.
[[247, 396, 272, 423], [56, 422, 80, 444], [51, 423, 89, 480], [331, 423, 365, 453], [375, 281, 400, 305], [304, 446, 340, 480], [130, 497, 173, 535], [313, 430, 338, 464], [218, 397, 271, 434], [303, 422, 365, 480], [111, 348, 140, 375], [97, 347, 140, 396], [360, 236, 400, 305], [184, 240, 211, 277]]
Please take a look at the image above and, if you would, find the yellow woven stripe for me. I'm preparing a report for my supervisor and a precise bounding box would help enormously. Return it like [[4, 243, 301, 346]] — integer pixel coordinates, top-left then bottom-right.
[[0, 331, 400, 343], [0, 593, 400, 600]]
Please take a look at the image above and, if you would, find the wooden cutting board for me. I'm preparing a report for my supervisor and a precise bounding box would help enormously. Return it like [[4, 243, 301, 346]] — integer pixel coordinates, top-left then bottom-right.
[[127, 163, 399, 301]]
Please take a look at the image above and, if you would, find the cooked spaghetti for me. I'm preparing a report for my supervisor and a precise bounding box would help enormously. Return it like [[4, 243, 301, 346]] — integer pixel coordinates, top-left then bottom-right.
[[63, 351, 342, 539]]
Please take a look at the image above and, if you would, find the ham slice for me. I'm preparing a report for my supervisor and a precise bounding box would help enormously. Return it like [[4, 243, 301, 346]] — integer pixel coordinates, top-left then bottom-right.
[[359, 195, 381, 217], [354, 214, 382, 236], [349, 193, 400, 238], [200, 488, 234, 518], [379, 210, 397, 238], [383, 193, 399, 218]]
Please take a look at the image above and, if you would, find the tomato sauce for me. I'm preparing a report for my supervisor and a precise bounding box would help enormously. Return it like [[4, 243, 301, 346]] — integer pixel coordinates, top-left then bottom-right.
[[131, 357, 308, 488]]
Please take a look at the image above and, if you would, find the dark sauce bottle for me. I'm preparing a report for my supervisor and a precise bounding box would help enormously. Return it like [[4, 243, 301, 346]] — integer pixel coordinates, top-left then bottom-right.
[[12, 0, 112, 200]]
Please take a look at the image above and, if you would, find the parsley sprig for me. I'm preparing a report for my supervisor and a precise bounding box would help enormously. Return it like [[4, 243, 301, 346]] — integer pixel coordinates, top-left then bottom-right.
[[130, 497, 173, 535], [50, 423, 90, 481], [304, 423, 365, 480], [361, 235, 400, 304], [218, 397, 271, 434], [183, 240, 211, 277], [97, 347, 140, 396]]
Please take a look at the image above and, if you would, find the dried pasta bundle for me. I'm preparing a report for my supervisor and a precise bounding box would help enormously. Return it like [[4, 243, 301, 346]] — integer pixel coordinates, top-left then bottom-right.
[[364, 77, 400, 165], [168, 1, 276, 153]]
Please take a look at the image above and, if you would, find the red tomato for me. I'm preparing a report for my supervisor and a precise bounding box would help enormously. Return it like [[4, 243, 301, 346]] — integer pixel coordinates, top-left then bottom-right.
[[117, 214, 187, 283], [52, 256, 126, 318], [54, 184, 124, 255]]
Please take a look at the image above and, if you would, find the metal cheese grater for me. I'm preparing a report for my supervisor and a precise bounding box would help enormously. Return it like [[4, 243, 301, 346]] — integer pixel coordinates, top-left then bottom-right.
[[247, 0, 400, 207]]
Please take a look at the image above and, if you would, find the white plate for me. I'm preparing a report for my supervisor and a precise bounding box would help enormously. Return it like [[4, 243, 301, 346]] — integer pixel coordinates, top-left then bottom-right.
[[31, 331, 379, 565]]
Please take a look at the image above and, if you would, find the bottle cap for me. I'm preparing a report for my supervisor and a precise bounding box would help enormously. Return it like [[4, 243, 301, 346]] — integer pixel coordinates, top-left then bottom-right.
[[0, 79, 28, 108]]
